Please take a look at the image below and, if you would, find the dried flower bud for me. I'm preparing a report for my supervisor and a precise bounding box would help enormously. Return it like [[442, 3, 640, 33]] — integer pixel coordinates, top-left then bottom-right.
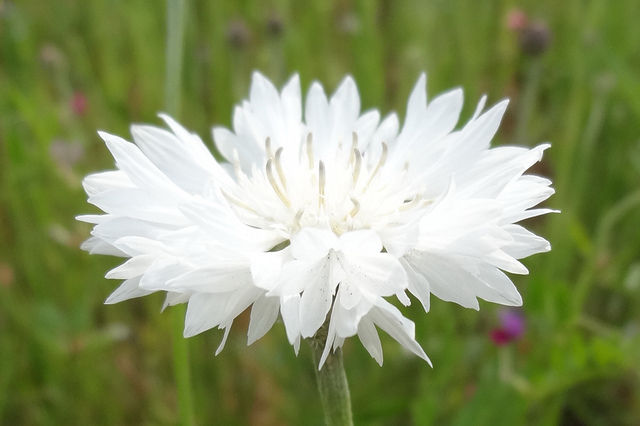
[[226, 19, 251, 48], [518, 21, 552, 56], [266, 12, 284, 37]]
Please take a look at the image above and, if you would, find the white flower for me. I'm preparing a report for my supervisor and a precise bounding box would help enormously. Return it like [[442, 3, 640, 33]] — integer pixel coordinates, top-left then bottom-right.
[[80, 72, 554, 367]]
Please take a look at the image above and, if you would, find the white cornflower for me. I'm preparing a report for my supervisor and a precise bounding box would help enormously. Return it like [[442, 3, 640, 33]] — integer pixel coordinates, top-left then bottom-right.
[[79, 72, 554, 367]]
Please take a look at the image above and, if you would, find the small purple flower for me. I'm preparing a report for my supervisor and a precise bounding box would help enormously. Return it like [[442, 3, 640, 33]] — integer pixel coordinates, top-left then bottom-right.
[[71, 91, 88, 116], [491, 309, 526, 346], [506, 8, 528, 31]]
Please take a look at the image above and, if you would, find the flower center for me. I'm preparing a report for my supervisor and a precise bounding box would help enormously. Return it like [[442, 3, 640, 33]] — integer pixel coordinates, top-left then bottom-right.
[[223, 132, 427, 238]]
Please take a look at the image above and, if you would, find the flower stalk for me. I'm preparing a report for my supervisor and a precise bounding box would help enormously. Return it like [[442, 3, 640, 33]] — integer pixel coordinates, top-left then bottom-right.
[[164, 1, 195, 425], [309, 326, 354, 426]]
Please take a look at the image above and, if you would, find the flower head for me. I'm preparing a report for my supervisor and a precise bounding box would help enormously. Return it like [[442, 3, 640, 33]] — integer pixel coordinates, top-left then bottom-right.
[[80, 72, 554, 367], [506, 9, 552, 56], [71, 91, 88, 116], [490, 309, 526, 346]]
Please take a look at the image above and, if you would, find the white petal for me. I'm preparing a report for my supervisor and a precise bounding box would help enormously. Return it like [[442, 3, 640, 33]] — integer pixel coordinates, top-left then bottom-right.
[[80, 236, 127, 257], [405, 252, 480, 310], [305, 82, 329, 128], [471, 94, 488, 120], [105, 255, 154, 279], [337, 280, 362, 311], [400, 258, 431, 312], [281, 74, 302, 127], [130, 124, 211, 193], [251, 248, 290, 291], [179, 196, 278, 251], [457, 99, 509, 153], [247, 295, 280, 345], [184, 287, 261, 338], [184, 293, 224, 337], [476, 266, 523, 306], [368, 299, 431, 366], [318, 308, 338, 369], [215, 323, 233, 355], [305, 82, 329, 159], [354, 110, 380, 147], [90, 217, 178, 248], [88, 188, 186, 225], [105, 276, 152, 304], [82, 170, 132, 196], [280, 295, 301, 345], [162, 292, 190, 311], [484, 249, 529, 275], [422, 87, 463, 139], [502, 224, 551, 259], [166, 267, 253, 293], [368, 112, 399, 160], [406, 251, 524, 308], [333, 292, 371, 337], [98, 131, 184, 195], [299, 256, 337, 337], [402, 73, 427, 137], [330, 75, 360, 127], [212, 126, 262, 171], [139, 258, 188, 292], [75, 214, 107, 224], [357, 318, 383, 366], [290, 228, 338, 260], [250, 72, 281, 115], [112, 236, 166, 257], [339, 230, 382, 254], [375, 113, 399, 144], [338, 251, 407, 299]]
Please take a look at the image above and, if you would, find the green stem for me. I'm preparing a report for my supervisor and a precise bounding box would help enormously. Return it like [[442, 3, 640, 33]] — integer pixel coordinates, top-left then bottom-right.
[[165, 0, 186, 116], [573, 189, 640, 314], [513, 58, 542, 145], [164, 1, 194, 425], [309, 328, 354, 426], [171, 305, 195, 426]]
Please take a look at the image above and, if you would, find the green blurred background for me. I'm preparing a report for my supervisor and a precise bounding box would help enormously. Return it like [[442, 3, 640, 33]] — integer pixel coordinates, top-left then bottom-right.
[[1, 0, 640, 424]]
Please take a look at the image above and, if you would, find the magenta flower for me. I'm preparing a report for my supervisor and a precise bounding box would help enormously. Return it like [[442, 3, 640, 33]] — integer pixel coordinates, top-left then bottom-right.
[[490, 309, 526, 346], [71, 91, 88, 116]]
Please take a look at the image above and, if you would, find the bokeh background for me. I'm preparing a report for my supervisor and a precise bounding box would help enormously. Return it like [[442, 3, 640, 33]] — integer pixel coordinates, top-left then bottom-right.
[[1, 0, 640, 424]]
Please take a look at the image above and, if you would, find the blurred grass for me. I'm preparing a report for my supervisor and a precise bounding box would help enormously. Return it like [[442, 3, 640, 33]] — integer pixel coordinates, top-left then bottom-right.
[[1, 0, 640, 424]]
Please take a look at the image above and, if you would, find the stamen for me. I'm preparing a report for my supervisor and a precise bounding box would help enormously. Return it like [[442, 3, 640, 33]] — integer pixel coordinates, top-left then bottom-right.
[[266, 159, 290, 207], [349, 197, 360, 217], [318, 161, 326, 209], [363, 142, 387, 192], [293, 209, 304, 228], [398, 194, 422, 211], [265, 137, 273, 159], [349, 132, 358, 164], [221, 189, 260, 215], [352, 149, 362, 186], [420, 199, 434, 208], [306, 133, 314, 169], [231, 149, 242, 179], [274, 147, 287, 190]]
